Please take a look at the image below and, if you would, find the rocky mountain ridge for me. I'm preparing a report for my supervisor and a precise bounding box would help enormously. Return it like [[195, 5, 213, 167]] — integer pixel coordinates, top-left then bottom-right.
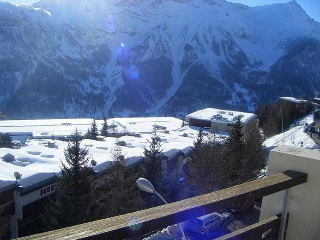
[[0, 0, 320, 118]]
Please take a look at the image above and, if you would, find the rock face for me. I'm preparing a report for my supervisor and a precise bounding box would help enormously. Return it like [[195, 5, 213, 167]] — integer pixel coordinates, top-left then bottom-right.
[[0, 0, 320, 118]]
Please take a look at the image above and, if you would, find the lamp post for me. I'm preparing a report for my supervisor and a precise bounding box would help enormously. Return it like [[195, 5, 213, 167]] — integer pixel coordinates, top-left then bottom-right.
[[136, 178, 187, 240], [281, 109, 284, 133]]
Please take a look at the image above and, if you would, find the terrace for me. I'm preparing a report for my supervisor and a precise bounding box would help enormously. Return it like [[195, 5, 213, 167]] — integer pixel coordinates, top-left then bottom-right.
[[18, 170, 307, 240]]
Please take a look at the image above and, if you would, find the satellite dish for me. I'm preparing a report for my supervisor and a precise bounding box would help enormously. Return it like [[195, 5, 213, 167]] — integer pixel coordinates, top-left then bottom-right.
[[14, 172, 22, 181]]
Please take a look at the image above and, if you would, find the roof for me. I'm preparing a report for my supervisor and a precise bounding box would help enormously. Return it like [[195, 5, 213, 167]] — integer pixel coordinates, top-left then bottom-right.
[[0, 117, 228, 190], [185, 108, 256, 124], [279, 97, 308, 104], [272, 145, 320, 161], [0, 118, 93, 138]]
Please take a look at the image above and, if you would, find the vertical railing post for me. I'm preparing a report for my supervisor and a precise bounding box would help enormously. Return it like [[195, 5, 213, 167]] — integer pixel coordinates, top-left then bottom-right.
[[278, 189, 289, 240]]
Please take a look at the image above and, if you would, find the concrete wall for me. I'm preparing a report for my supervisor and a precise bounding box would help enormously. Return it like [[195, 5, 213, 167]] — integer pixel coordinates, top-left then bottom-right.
[[210, 116, 258, 141], [260, 145, 320, 240]]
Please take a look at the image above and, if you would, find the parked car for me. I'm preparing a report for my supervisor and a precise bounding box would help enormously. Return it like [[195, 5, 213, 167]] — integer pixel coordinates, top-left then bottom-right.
[[184, 212, 231, 235]]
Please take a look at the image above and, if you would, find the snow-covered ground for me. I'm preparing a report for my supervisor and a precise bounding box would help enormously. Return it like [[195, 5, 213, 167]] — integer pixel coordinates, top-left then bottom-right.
[[3, 113, 317, 190], [0, 117, 228, 189], [264, 113, 320, 150]]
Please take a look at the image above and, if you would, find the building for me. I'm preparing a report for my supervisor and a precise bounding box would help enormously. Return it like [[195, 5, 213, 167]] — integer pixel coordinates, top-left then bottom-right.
[[0, 117, 198, 238], [260, 145, 320, 240], [279, 97, 312, 113], [185, 108, 258, 141], [313, 97, 320, 105]]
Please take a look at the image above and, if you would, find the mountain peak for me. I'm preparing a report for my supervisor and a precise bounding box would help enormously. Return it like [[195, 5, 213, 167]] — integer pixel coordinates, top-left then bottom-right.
[[1, 0, 320, 118]]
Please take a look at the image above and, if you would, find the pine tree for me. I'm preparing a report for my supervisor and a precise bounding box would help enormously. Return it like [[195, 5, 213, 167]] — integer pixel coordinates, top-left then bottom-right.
[[90, 120, 98, 140], [94, 142, 142, 218], [107, 142, 141, 216], [244, 126, 266, 181], [101, 118, 109, 137], [225, 119, 247, 185], [85, 120, 98, 140], [0, 133, 13, 148], [194, 129, 204, 150], [188, 133, 230, 195], [140, 126, 164, 206], [43, 131, 96, 229], [84, 129, 91, 139], [142, 126, 163, 186]]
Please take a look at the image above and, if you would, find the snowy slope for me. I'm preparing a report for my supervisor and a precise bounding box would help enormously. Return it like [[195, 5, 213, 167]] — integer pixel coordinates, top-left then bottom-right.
[[1, 0, 320, 118], [264, 114, 319, 150]]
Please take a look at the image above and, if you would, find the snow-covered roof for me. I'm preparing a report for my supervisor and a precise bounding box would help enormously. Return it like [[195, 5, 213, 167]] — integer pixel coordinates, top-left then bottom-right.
[[109, 117, 182, 134], [185, 108, 256, 124], [279, 97, 308, 104], [0, 117, 228, 190], [0, 118, 94, 138]]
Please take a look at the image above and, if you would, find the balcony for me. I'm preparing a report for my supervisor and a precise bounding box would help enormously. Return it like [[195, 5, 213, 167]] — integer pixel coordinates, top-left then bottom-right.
[[18, 170, 307, 240]]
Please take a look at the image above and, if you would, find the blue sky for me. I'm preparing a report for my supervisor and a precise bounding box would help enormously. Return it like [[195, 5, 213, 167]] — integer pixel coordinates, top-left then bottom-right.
[[228, 0, 320, 22], [1, 0, 320, 22]]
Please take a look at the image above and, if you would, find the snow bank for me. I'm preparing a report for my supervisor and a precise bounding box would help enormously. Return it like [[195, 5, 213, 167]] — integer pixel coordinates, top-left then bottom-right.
[[264, 114, 319, 150]]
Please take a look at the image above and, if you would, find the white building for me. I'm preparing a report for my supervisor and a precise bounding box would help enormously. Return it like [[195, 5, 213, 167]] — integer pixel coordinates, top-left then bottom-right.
[[185, 108, 258, 140], [260, 145, 320, 240]]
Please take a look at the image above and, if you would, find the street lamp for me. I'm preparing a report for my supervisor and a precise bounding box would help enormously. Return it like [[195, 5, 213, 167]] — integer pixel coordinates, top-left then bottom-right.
[[136, 178, 187, 240]]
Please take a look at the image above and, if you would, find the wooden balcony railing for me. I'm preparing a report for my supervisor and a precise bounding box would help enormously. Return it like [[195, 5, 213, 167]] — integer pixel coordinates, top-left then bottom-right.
[[19, 171, 307, 240]]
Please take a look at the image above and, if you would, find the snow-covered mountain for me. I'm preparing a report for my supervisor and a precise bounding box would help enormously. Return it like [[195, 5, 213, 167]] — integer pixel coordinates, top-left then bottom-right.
[[1, 0, 320, 118]]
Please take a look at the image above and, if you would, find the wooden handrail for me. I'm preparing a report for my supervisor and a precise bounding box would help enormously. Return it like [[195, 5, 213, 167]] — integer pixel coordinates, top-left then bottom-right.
[[19, 171, 307, 240], [216, 215, 281, 240]]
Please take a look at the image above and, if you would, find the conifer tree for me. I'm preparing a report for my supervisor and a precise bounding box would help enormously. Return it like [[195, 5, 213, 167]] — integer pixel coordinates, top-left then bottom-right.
[[140, 126, 163, 206], [225, 119, 247, 185], [188, 132, 230, 195], [194, 129, 204, 151], [244, 126, 266, 181], [101, 118, 109, 137], [85, 120, 98, 140], [107, 142, 141, 216], [90, 119, 98, 140], [43, 131, 96, 229], [0, 133, 13, 148], [142, 126, 163, 187], [95, 142, 142, 218]]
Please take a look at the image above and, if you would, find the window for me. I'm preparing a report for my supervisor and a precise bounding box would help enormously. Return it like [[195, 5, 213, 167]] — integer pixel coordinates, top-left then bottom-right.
[[40, 185, 55, 196]]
